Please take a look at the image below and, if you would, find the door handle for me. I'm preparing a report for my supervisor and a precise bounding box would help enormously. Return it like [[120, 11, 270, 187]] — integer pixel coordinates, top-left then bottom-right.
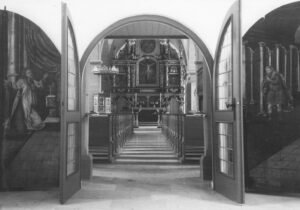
[[225, 98, 236, 109], [195, 112, 207, 118], [199, 112, 207, 118]]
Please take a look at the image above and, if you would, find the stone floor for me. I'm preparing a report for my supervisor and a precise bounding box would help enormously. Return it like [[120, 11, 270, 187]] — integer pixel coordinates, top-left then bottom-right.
[[1, 164, 300, 210]]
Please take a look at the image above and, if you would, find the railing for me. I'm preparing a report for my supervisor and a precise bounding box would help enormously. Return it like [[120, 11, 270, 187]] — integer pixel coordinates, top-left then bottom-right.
[[161, 114, 205, 163], [161, 114, 185, 160], [109, 113, 134, 160]]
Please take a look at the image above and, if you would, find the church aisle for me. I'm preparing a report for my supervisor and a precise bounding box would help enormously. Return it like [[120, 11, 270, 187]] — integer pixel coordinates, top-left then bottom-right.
[[1, 164, 300, 209], [114, 126, 180, 164]]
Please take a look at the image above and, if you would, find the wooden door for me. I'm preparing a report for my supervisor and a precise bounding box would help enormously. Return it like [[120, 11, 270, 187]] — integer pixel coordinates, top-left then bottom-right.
[[60, 3, 81, 204], [212, 0, 244, 203]]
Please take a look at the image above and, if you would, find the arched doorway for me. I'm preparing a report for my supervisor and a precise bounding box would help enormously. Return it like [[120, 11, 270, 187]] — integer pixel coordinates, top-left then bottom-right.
[[79, 15, 214, 181]]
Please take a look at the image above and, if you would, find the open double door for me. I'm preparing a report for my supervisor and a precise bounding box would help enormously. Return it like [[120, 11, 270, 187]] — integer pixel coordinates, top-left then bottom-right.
[[212, 0, 245, 203], [59, 0, 244, 204], [59, 3, 81, 204]]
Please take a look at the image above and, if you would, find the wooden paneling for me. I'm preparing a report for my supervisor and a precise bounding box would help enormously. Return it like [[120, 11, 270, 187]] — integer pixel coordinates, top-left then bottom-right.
[[161, 114, 184, 158], [89, 115, 110, 147], [161, 114, 204, 163], [184, 115, 204, 146], [89, 114, 133, 162]]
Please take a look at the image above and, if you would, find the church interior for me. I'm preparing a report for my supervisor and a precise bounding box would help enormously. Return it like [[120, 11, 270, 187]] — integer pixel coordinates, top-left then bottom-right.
[[0, 12, 210, 191], [1, 0, 300, 208], [84, 33, 208, 165]]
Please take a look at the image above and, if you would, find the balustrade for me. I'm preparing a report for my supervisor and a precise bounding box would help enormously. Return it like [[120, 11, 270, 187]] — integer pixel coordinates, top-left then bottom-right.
[[110, 113, 134, 159], [88, 113, 133, 162], [161, 114, 205, 162], [161, 114, 185, 160]]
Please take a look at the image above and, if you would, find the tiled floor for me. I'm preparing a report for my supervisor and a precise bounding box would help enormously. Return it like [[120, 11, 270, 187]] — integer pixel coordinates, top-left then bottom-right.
[[1, 164, 300, 210]]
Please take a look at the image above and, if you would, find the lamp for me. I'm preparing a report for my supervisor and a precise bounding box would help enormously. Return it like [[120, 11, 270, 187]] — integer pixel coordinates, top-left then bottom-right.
[[91, 61, 119, 75], [110, 65, 119, 74]]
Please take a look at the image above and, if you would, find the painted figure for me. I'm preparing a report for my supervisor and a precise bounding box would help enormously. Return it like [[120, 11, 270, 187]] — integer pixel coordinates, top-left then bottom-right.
[[5, 68, 48, 131], [262, 66, 285, 120], [140, 61, 156, 84]]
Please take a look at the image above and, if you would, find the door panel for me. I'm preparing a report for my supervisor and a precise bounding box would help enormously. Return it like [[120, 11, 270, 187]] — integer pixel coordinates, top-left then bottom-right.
[[60, 3, 81, 204], [213, 0, 244, 203]]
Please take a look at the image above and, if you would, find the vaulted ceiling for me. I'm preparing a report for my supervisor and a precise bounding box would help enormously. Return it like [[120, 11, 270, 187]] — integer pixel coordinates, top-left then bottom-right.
[[106, 21, 188, 39]]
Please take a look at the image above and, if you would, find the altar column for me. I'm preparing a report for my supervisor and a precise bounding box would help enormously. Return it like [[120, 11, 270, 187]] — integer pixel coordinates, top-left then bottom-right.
[[195, 61, 203, 112], [166, 65, 169, 92], [127, 64, 131, 92], [133, 93, 139, 128]]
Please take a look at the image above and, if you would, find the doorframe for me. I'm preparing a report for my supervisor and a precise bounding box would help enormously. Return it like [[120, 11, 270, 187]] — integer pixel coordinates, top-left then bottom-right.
[[79, 14, 214, 180]]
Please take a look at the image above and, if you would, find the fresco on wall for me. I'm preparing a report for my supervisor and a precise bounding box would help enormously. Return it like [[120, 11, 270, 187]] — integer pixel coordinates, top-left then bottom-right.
[[0, 10, 60, 190], [243, 2, 300, 193]]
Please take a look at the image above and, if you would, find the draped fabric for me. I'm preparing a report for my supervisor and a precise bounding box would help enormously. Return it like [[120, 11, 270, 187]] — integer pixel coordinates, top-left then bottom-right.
[[24, 19, 60, 74]]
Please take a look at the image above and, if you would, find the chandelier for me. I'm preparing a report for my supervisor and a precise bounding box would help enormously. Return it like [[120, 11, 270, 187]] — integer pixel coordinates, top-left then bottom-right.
[[91, 61, 119, 75]]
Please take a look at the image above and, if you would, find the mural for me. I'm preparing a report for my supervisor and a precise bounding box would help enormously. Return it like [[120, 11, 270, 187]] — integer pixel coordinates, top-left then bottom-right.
[[243, 2, 300, 193], [0, 10, 60, 190]]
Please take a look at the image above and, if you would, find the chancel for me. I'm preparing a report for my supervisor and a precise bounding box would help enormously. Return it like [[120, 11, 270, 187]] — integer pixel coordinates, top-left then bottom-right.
[[86, 34, 207, 163]]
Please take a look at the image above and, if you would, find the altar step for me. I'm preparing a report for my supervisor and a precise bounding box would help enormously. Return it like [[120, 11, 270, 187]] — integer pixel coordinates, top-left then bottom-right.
[[138, 121, 158, 127], [89, 146, 110, 163], [183, 146, 205, 164]]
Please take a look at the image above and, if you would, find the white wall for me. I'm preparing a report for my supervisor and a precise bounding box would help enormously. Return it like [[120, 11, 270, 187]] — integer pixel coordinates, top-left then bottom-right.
[[63, 0, 237, 58], [1, 0, 297, 58], [1, 0, 236, 56]]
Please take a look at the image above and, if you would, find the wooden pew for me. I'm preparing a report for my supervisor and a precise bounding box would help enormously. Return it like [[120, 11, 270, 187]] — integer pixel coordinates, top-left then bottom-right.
[[89, 113, 133, 163]]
